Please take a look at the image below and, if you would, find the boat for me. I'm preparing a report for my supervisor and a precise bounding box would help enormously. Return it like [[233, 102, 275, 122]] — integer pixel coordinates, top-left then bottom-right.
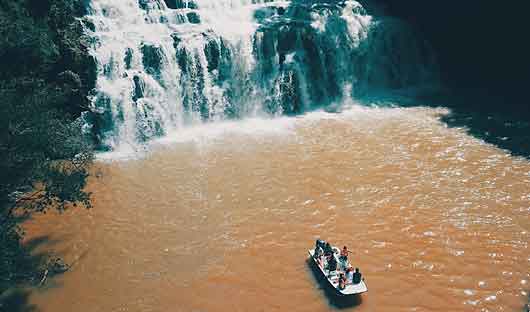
[[308, 241, 368, 296]]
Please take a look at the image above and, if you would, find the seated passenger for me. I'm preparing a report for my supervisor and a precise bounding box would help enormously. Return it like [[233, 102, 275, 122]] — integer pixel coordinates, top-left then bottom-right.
[[352, 267, 362, 284], [314, 245, 323, 259], [346, 267, 354, 284], [327, 254, 337, 271], [338, 273, 347, 290], [324, 242, 333, 256], [339, 246, 350, 261], [317, 255, 324, 268]]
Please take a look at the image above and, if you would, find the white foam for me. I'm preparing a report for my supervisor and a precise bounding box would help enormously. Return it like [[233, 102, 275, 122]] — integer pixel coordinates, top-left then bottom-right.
[[464, 289, 475, 296], [96, 113, 297, 161], [95, 104, 452, 161], [484, 295, 497, 302], [155, 114, 297, 145]]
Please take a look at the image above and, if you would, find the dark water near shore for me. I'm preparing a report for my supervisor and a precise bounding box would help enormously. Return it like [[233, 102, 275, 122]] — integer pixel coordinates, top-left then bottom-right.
[[439, 99, 530, 159], [362, 91, 530, 159]]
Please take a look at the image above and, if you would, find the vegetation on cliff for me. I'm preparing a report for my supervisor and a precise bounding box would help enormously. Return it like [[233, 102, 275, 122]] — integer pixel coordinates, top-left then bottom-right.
[[0, 0, 95, 296]]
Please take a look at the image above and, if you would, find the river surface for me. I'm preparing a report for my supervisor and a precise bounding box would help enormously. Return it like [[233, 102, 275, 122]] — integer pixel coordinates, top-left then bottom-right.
[[24, 106, 530, 311]]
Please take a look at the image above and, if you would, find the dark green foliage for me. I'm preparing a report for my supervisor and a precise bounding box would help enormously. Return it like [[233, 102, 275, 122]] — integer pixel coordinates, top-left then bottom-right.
[[0, 0, 95, 297], [0, 0, 96, 113]]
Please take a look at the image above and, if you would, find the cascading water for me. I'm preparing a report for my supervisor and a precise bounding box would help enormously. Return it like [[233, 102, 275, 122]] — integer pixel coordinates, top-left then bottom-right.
[[83, 0, 439, 150]]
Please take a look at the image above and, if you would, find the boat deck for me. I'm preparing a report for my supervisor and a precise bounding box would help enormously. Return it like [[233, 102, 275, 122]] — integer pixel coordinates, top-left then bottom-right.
[[308, 248, 368, 296]]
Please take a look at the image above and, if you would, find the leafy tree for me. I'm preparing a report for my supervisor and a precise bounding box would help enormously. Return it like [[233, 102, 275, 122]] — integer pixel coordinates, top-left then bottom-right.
[[0, 0, 95, 296]]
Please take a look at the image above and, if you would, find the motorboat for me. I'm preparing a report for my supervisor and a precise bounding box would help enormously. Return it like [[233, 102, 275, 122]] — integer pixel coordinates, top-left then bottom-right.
[[308, 240, 368, 296]]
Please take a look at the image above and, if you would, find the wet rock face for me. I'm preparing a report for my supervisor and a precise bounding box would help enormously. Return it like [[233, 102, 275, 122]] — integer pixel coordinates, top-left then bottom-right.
[[253, 0, 440, 107], [253, 20, 345, 110], [124, 48, 134, 70], [138, 0, 151, 10], [252, 3, 352, 115], [90, 93, 116, 147], [251, 1, 371, 112], [141, 43, 164, 77], [172, 35, 208, 118], [351, 17, 439, 91], [186, 11, 200, 24], [171, 30, 235, 118], [164, 0, 198, 9], [253, 5, 282, 22], [218, 40, 233, 80], [204, 38, 220, 72], [278, 70, 302, 115], [135, 101, 165, 142], [132, 75, 144, 101], [163, 0, 179, 9], [138, 0, 166, 13]]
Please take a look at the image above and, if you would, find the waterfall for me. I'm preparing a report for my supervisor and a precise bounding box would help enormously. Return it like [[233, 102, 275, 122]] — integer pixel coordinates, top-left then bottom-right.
[[84, 0, 438, 150]]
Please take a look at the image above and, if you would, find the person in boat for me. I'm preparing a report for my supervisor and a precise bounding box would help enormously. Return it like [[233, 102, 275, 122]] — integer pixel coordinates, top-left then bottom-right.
[[317, 254, 324, 268], [346, 266, 354, 284], [327, 253, 338, 272], [315, 239, 325, 249], [352, 267, 362, 284], [338, 273, 347, 290], [323, 242, 333, 257], [339, 246, 350, 270], [339, 246, 350, 261], [314, 244, 324, 259]]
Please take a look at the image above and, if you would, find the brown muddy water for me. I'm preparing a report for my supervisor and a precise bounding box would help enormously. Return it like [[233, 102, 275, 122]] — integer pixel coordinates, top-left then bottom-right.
[[24, 106, 530, 311]]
